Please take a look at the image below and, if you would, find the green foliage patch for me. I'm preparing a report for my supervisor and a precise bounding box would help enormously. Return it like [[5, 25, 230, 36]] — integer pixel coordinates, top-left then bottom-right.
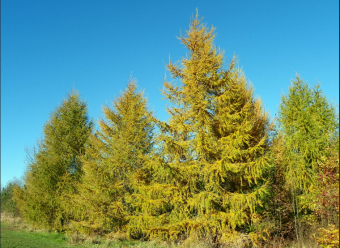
[[1, 179, 21, 216]]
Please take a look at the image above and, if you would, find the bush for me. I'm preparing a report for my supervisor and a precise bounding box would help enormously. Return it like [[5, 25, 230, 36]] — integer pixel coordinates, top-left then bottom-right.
[[1, 178, 22, 216]]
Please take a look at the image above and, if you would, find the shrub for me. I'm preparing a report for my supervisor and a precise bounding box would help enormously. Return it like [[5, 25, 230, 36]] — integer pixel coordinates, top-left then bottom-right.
[[1, 178, 22, 216]]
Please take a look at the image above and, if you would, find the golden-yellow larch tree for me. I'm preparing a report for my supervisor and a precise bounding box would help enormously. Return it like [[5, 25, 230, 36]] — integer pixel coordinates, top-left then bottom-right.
[[128, 13, 271, 245], [68, 80, 155, 236]]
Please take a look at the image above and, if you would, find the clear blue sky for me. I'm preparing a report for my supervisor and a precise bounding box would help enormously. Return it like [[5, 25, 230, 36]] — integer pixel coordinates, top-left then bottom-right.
[[1, 0, 339, 187]]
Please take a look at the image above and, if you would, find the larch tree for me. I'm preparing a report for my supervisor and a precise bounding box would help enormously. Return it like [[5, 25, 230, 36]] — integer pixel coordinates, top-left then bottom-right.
[[68, 80, 155, 236], [13, 90, 93, 230], [276, 76, 338, 240], [128, 13, 271, 245]]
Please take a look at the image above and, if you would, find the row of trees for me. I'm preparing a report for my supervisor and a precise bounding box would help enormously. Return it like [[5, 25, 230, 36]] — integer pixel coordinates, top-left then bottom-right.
[[8, 14, 338, 247]]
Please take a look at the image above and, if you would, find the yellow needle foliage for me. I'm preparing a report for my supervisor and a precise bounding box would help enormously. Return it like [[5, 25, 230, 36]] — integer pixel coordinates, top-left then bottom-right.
[[127, 13, 271, 244], [68, 80, 155, 236]]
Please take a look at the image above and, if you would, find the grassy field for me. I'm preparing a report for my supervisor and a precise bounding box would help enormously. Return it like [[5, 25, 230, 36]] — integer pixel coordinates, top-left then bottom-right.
[[1, 222, 72, 248], [0, 221, 167, 248]]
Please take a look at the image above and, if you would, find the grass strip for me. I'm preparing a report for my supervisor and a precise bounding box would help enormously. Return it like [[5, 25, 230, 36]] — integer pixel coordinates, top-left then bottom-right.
[[1, 222, 71, 248], [0, 222, 168, 248]]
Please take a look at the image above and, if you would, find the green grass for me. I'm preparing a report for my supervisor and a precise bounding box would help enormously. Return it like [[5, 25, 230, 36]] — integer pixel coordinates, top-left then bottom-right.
[[0, 221, 168, 248], [1, 222, 72, 248]]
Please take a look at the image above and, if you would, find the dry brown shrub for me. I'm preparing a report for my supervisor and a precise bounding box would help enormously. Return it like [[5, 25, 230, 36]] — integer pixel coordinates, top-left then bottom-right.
[[105, 230, 129, 241], [1, 211, 48, 233], [65, 231, 87, 245]]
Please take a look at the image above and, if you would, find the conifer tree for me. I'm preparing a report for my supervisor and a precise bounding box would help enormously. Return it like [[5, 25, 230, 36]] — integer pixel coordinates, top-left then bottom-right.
[[13, 91, 93, 230], [68, 80, 154, 235], [128, 13, 271, 244], [276, 76, 338, 240]]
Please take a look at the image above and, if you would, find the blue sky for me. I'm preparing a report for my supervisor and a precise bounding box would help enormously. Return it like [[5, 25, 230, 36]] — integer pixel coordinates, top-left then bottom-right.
[[1, 0, 339, 187]]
